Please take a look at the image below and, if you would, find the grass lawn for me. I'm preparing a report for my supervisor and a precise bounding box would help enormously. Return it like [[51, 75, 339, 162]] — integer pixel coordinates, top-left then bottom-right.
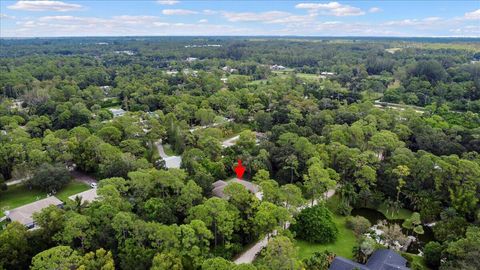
[[56, 181, 90, 202], [0, 181, 90, 217], [296, 194, 356, 260], [296, 214, 356, 260], [163, 144, 176, 156]]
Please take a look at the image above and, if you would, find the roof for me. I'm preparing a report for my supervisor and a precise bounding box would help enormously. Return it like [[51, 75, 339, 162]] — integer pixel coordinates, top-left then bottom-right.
[[329, 257, 370, 270], [366, 249, 409, 270], [68, 188, 98, 204], [212, 178, 260, 199], [5, 196, 63, 226], [329, 250, 409, 270]]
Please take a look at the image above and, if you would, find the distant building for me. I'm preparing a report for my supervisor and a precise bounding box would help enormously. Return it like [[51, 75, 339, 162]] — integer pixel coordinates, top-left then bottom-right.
[[114, 50, 135, 55], [212, 178, 262, 200], [109, 108, 126, 118], [329, 249, 409, 270], [5, 196, 64, 229], [99, 86, 112, 94], [222, 66, 237, 73], [68, 188, 98, 204], [321, 71, 336, 76], [270, 64, 286, 70], [186, 57, 198, 62], [166, 70, 179, 75]]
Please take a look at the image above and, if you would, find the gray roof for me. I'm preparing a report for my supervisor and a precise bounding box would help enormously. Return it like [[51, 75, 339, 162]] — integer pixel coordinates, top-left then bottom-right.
[[366, 250, 409, 270], [329, 257, 370, 270], [5, 196, 63, 227], [329, 250, 409, 270], [212, 178, 260, 199], [68, 188, 98, 204]]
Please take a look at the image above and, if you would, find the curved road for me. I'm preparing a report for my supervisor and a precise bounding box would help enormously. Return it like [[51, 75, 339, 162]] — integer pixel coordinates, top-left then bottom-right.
[[234, 188, 336, 264]]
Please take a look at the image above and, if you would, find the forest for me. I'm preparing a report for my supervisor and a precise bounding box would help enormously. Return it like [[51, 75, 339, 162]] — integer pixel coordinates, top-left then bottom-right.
[[0, 37, 479, 270]]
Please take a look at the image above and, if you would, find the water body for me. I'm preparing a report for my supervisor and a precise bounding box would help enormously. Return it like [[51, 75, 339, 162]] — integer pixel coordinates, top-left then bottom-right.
[[351, 208, 434, 253]]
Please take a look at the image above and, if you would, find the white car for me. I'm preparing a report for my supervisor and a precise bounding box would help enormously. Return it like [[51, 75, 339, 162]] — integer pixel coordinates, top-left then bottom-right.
[[90, 183, 98, 189]]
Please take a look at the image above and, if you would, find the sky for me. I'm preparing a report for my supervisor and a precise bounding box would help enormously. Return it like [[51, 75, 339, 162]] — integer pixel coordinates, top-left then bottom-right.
[[0, 1, 479, 37]]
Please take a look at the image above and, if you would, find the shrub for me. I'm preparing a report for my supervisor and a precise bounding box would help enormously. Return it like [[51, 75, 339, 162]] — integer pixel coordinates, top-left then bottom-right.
[[336, 201, 352, 216], [303, 250, 335, 270], [346, 216, 371, 235], [291, 204, 338, 243], [423, 241, 443, 268]]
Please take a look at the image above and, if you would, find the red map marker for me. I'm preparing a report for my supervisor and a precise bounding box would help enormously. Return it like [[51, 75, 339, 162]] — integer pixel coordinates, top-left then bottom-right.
[[234, 159, 246, 179]]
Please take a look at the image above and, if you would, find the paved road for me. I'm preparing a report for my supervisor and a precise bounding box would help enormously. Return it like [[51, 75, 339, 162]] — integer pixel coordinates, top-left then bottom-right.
[[233, 188, 336, 264], [222, 135, 240, 148], [70, 170, 98, 185], [5, 178, 27, 186], [155, 140, 182, 169], [374, 100, 424, 114]]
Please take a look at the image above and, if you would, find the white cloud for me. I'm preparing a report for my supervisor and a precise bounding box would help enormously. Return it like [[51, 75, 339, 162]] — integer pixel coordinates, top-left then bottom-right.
[[222, 10, 315, 25], [156, 0, 179, 5], [385, 17, 443, 27], [0, 13, 16, 20], [464, 9, 480, 20], [8, 1, 82, 12], [202, 9, 218, 15], [450, 25, 480, 36], [162, 9, 198, 15], [295, 2, 365, 16], [6, 14, 255, 37], [369, 7, 381, 13], [223, 11, 290, 22], [198, 19, 208, 23]]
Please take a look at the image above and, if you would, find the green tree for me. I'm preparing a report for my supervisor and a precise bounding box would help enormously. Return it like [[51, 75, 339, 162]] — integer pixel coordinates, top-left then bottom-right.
[[254, 201, 290, 238], [424, 241, 443, 268], [202, 257, 233, 270], [30, 246, 81, 270], [303, 163, 337, 205], [303, 250, 335, 270], [28, 163, 71, 192], [188, 197, 240, 248], [260, 236, 302, 270], [151, 252, 182, 270], [291, 204, 338, 244], [0, 222, 30, 270]]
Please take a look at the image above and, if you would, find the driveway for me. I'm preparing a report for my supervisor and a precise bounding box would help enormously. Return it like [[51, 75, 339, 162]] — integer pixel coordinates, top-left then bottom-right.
[[233, 188, 336, 264], [70, 170, 98, 185], [222, 135, 240, 148], [155, 140, 182, 169]]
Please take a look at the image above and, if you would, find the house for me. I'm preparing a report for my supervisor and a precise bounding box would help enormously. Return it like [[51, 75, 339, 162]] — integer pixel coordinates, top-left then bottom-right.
[[186, 57, 198, 62], [329, 249, 410, 270], [4, 196, 64, 229], [212, 178, 262, 200], [68, 188, 98, 204], [222, 66, 237, 73], [321, 71, 336, 76], [166, 70, 179, 75], [109, 108, 126, 118], [270, 64, 286, 71]]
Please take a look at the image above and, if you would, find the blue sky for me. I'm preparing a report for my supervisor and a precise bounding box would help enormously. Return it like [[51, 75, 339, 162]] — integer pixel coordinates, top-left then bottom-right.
[[0, 1, 479, 37]]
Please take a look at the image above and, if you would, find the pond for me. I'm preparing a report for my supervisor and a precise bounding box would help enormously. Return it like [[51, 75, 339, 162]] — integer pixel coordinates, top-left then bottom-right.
[[351, 208, 434, 253]]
